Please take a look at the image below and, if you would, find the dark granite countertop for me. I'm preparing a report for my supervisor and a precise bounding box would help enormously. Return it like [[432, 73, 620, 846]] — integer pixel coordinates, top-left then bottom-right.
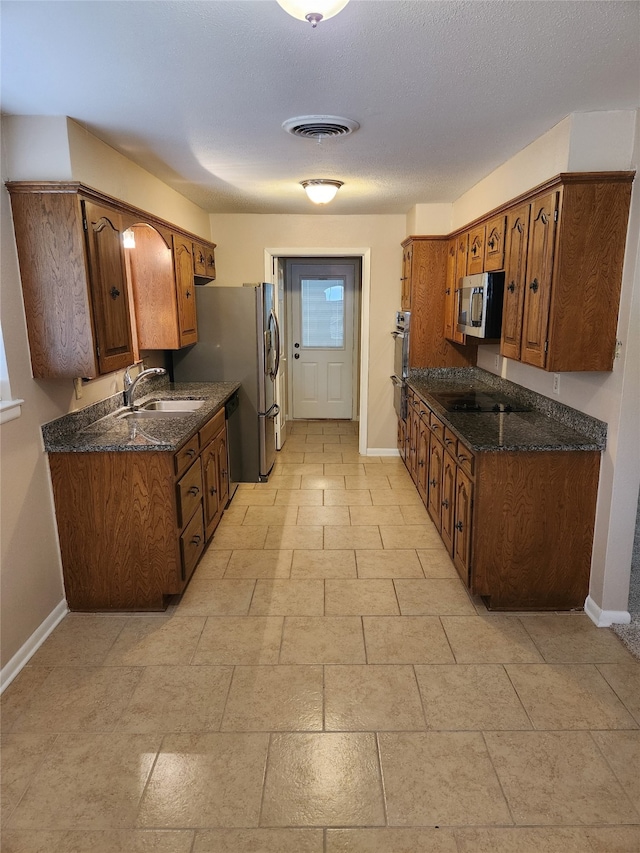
[[407, 368, 606, 453], [42, 380, 241, 453]]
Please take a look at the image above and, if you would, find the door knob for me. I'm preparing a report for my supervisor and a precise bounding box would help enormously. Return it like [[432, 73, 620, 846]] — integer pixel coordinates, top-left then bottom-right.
[[294, 343, 300, 348], [294, 353, 300, 359]]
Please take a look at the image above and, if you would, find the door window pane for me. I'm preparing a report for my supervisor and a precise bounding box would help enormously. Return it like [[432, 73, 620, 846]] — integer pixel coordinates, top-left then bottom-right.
[[301, 278, 344, 348]]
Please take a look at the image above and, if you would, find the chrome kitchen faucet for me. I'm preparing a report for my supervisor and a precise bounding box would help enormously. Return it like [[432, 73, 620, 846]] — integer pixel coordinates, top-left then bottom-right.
[[123, 365, 167, 409]]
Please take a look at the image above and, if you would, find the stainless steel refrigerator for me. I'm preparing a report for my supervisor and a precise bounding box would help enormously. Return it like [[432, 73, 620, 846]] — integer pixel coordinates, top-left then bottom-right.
[[172, 283, 280, 481]]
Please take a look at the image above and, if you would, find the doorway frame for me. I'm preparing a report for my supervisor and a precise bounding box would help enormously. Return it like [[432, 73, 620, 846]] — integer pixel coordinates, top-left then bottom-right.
[[264, 247, 371, 456]]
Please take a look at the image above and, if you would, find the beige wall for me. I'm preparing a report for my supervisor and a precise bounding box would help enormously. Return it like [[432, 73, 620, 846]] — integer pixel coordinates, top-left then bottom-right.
[[208, 213, 406, 450], [0, 117, 213, 673]]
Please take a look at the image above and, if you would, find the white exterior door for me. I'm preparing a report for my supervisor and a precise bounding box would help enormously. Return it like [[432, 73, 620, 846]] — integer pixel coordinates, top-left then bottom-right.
[[288, 260, 357, 420]]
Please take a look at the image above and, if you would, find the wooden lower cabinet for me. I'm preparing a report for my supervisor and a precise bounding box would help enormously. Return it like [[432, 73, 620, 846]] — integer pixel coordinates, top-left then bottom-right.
[[403, 396, 600, 610], [49, 408, 230, 611]]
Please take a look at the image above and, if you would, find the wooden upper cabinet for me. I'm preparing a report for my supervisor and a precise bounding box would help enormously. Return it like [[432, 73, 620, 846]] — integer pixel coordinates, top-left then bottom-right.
[[129, 223, 199, 349], [403, 237, 477, 370], [401, 243, 413, 310], [7, 184, 136, 379], [193, 241, 217, 281], [173, 234, 198, 347], [501, 203, 530, 361], [484, 214, 506, 271], [467, 225, 485, 275]]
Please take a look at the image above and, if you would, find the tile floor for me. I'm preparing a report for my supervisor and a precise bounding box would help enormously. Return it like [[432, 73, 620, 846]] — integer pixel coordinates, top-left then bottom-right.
[[2, 419, 640, 852]]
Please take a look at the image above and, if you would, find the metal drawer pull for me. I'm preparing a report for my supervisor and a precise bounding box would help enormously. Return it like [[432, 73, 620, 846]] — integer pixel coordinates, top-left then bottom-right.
[[190, 534, 202, 546], [455, 521, 464, 532], [442, 499, 449, 509], [529, 278, 539, 293], [430, 478, 438, 487], [186, 448, 196, 458], [210, 486, 217, 495], [188, 485, 200, 496]]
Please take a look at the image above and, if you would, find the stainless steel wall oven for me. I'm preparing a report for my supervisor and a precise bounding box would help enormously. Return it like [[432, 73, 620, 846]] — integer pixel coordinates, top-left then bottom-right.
[[391, 310, 410, 419]]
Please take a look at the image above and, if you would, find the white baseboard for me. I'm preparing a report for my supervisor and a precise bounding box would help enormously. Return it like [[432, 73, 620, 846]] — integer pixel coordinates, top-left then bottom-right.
[[368, 448, 400, 457], [0, 599, 68, 693], [584, 595, 631, 628]]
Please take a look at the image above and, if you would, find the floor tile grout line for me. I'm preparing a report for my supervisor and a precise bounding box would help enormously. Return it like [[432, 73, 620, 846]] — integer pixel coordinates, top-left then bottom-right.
[[587, 728, 640, 819], [257, 730, 273, 829], [411, 663, 429, 731], [500, 663, 536, 731], [374, 731, 390, 827], [217, 664, 237, 732], [480, 730, 517, 828]]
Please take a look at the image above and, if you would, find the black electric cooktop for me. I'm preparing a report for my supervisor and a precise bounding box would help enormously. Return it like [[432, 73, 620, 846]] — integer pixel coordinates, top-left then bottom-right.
[[429, 390, 532, 414]]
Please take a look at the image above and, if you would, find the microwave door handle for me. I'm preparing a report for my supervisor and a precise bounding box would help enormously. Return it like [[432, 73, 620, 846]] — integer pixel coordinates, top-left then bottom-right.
[[470, 288, 484, 327]]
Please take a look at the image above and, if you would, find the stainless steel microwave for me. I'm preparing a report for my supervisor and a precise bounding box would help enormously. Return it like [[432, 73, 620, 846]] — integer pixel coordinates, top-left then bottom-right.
[[457, 271, 505, 338]]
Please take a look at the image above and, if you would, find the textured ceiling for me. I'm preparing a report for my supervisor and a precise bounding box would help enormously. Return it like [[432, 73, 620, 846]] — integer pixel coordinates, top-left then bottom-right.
[[1, 1, 639, 214]]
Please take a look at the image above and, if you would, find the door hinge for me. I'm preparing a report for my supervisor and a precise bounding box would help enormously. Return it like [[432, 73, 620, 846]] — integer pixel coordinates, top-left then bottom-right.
[[554, 209, 559, 222], [82, 217, 88, 231], [544, 340, 549, 353], [96, 346, 100, 357]]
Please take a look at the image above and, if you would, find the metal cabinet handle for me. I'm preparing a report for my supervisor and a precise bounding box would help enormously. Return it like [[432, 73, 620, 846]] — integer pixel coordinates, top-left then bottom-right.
[[190, 534, 202, 546], [442, 499, 449, 509], [507, 281, 516, 293], [186, 448, 196, 458], [430, 478, 438, 487], [188, 485, 200, 496], [455, 521, 464, 532], [529, 278, 539, 293], [110, 287, 120, 300], [185, 289, 192, 299], [210, 486, 217, 495]]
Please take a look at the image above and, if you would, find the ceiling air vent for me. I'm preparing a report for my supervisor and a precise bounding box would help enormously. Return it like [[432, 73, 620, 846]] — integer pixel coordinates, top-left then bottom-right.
[[282, 115, 360, 140]]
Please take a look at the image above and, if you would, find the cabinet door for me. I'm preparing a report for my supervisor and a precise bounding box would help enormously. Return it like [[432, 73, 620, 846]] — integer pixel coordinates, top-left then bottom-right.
[[216, 428, 229, 510], [129, 223, 180, 350], [485, 215, 506, 272], [521, 192, 559, 369], [82, 200, 135, 374], [193, 243, 207, 277], [202, 439, 221, 538], [467, 225, 485, 275], [408, 400, 420, 484], [443, 238, 458, 341], [205, 246, 217, 279], [455, 232, 469, 281], [401, 243, 413, 310], [416, 411, 430, 504], [397, 417, 407, 461], [501, 203, 531, 361], [440, 449, 457, 555], [453, 467, 473, 585], [173, 234, 198, 347], [427, 435, 444, 531]]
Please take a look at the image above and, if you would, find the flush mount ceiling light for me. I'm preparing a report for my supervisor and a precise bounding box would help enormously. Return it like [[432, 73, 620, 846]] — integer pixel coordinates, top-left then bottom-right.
[[300, 179, 344, 205], [276, 0, 350, 27]]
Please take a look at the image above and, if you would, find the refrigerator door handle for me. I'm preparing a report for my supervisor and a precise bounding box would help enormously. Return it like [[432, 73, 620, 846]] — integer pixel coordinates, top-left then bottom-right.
[[268, 310, 281, 380], [259, 403, 280, 418]]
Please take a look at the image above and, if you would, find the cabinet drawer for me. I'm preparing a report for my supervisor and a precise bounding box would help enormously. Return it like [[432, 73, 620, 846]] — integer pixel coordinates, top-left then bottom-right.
[[174, 435, 199, 478], [200, 406, 225, 449], [180, 505, 204, 581], [177, 457, 203, 528], [456, 441, 475, 478], [429, 412, 445, 441], [443, 427, 458, 456]]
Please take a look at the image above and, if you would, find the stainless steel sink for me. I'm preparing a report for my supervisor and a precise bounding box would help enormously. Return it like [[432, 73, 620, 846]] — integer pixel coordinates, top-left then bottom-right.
[[117, 409, 193, 420], [142, 399, 205, 412]]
